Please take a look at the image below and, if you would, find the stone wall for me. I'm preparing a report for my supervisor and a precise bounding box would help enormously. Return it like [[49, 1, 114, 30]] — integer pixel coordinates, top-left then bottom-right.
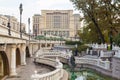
[[112, 57, 120, 79], [76, 64, 112, 77]]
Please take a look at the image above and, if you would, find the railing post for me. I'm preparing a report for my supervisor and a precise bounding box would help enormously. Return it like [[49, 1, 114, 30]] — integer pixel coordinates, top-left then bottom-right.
[[105, 59, 110, 69]]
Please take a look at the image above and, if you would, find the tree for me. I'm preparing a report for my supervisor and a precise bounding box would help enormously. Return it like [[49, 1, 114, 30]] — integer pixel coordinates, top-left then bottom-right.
[[98, 0, 120, 47], [78, 22, 101, 43], [113, 33, 120, 46], [70, 0, 105, 43], [70, 0, 120, 43]]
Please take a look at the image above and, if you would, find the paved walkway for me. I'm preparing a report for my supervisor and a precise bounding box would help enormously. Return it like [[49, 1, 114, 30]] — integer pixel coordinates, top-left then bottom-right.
[[5, 58, 53, 80]]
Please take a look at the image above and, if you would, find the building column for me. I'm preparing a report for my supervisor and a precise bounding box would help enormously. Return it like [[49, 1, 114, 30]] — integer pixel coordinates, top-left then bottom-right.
[[21, 45, 26, 65], [40, 44, 42, 49], [50, 44, 52, 49], [10, 45, 17, 76], [45, 43, 47, 48], [32, 44, 38, 54], [105, 59, 110, 69], [29, 44, 33, 57]]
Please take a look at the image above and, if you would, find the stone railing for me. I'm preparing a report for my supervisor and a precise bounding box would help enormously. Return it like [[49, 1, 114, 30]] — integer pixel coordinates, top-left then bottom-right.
[[36, 50, 110, 70], [0, 24, 29, 40], [36, 50, 70, 59], [114, 50, 120, 57], [34, 40, 65, 44], [100, 50, 114, 57], [86, 43, 107, 49], [75, 57, 110, 70], [31, 58, 63, 80]]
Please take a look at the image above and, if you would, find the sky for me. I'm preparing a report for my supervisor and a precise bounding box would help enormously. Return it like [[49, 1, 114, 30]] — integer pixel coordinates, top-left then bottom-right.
[[0, 0, 79, 32]]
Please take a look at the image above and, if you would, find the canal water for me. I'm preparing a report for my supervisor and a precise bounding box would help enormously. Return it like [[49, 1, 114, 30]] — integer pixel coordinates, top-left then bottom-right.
[[63, 64, 116, 80]]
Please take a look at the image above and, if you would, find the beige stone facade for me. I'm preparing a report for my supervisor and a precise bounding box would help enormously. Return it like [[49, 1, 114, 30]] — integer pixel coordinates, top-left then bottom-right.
[[33, 10, 81, 38], [0, 14, 26, 33]]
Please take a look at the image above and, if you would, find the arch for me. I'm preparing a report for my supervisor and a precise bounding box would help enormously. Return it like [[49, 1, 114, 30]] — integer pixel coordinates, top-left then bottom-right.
[[26, 46, 30, 57], [47, 44, 50, 47], [52, 44, 54, 47], [0, 51, 9, 78], [16, 48, 21, 67], [41, 44, 45, 48]]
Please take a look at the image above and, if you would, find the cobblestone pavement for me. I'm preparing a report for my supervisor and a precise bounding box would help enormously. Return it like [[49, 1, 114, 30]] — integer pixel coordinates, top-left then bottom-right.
[[5, 58, 54, 80]]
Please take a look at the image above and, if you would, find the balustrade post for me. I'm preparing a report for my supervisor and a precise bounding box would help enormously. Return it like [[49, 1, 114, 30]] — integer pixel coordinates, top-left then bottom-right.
[[105, 59, 110, 69], [86, 48, 89, 54], [90, 50, 92, 55]]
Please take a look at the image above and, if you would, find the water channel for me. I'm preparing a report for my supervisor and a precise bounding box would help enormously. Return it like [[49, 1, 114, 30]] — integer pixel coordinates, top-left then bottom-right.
[[63, 64, 116, 80]]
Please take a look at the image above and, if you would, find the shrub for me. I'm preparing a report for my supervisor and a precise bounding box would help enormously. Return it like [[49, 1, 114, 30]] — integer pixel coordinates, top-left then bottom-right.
[[71, 45, 89, 56], [77, 45, 89, 53], [113, 33, 120, 46], [65, 41, 82, 45]]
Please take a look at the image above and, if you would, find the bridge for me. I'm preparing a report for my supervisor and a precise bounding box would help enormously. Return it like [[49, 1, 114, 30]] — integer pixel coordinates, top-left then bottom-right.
[[0, 23, 65, 78]]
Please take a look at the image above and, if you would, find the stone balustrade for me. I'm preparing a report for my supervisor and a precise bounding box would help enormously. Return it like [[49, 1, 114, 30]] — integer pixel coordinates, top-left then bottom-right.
[[100, 50, 114, 57], [36, 50, 70, 59], [86, 43, 120, 58], [36, 49, 111, 70], [112, 45, 120, 51], [114, 50, 120, 57], [87, 43, 120, 51], [0, 24, 29, 40], [86, 43, 107, 49], [38, 40, 65, 44], [0, 24, 8, 35], [75, 57, 110, 70], [31, 58, 63, 80]]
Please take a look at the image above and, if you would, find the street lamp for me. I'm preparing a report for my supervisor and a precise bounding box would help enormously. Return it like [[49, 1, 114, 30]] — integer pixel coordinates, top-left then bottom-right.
[[19, 3, 23, 38], [75, 44, 78, 56], [70, 52, 77, 80], [109, 28, 113, 50], [28, 18, 30, 43], [7, 17, 11, 35]]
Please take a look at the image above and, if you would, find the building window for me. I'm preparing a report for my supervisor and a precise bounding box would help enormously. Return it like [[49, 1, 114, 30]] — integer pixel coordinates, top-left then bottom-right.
[[53, 16, 61, 28]]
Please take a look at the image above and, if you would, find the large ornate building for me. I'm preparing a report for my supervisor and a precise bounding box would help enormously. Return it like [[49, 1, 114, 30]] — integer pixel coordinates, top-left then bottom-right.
[[33, 10, 82, 38]]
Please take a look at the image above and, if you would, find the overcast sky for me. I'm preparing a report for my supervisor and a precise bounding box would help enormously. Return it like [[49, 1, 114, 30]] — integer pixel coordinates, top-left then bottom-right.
[[0, 0, 79, 32]]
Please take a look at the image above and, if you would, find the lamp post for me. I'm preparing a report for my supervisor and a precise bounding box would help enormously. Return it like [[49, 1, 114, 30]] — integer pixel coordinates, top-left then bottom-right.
[[28, 18, 30, 43], [7, 17, 11, 35], [19, 3, 23, 38], [109, 27, 113, 50], [75, 44, 78, 56], [70, 52, 77, 80]]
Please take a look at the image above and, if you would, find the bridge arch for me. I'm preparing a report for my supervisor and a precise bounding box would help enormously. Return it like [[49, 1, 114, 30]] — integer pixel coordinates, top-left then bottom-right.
[[47, 44, 50, 47], [26, 46, 30, 57], [16, 48, 21, 67], [0, 51, 9, 78], [41, 44, 45, 48], [52, 44, 54, 47]]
